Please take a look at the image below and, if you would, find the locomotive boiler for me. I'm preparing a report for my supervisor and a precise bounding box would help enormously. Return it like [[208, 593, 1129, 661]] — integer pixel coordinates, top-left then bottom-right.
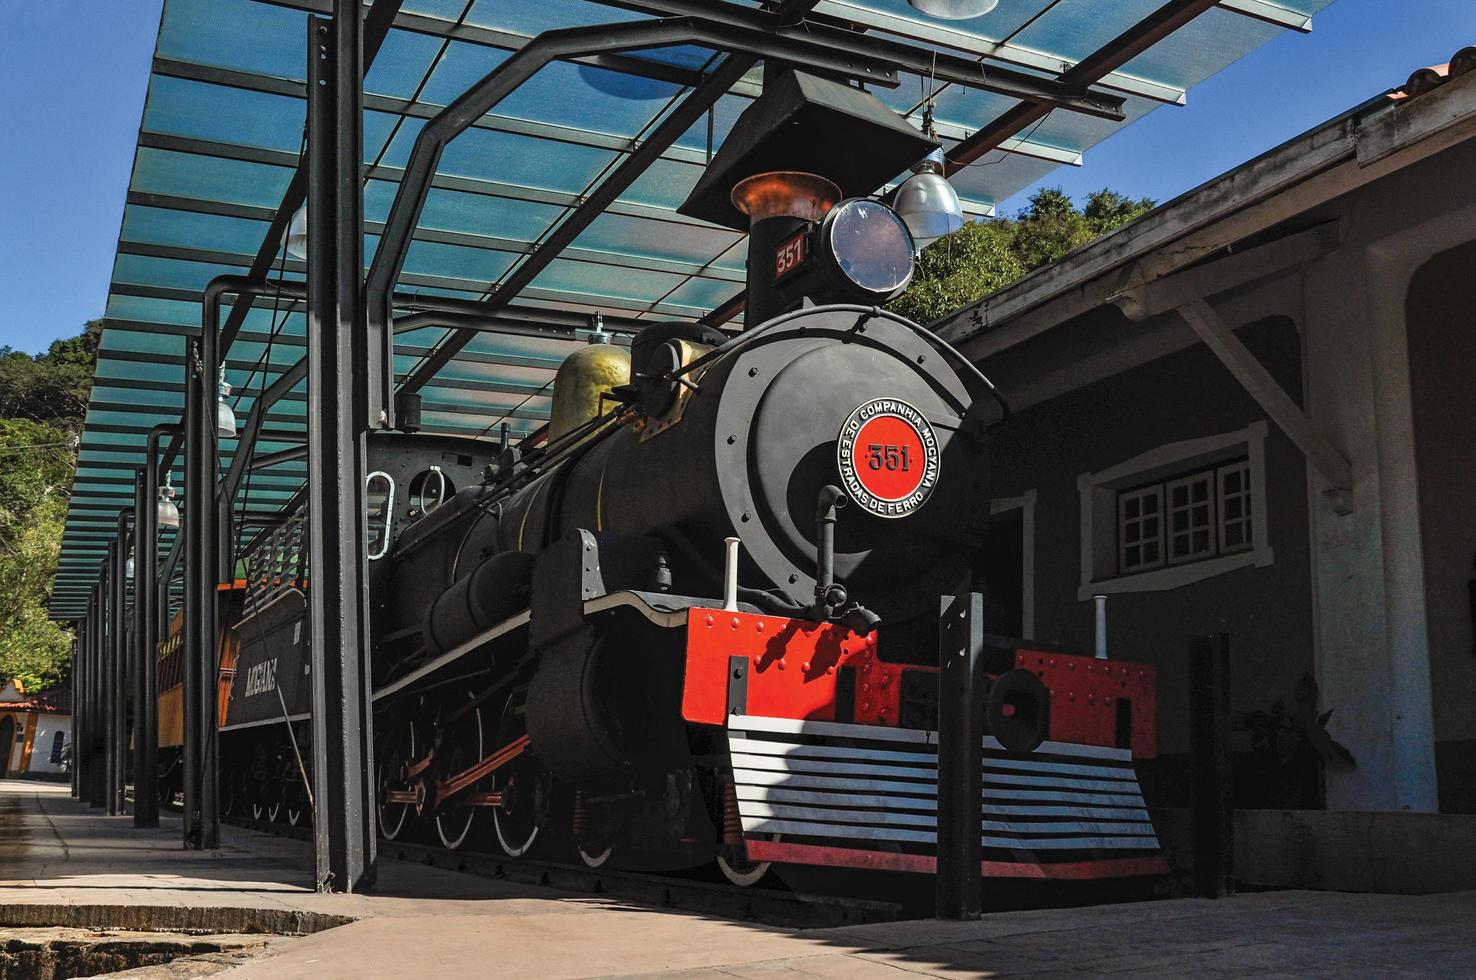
[[198, 68, 1166, 889]]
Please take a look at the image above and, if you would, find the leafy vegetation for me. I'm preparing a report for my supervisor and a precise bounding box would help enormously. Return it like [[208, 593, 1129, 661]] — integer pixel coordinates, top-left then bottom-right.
[[0, 322, 98, 690], [889, 187, 1155, 324]]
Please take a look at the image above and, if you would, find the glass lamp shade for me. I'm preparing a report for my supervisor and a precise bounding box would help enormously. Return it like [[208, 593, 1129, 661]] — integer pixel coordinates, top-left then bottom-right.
[[894, 151, 964, 248], [216, 368, 237, 439], [156, 493, 181, 530], [125, 551, 135, 579], [908, 0, 1000, 18], [216, 397, 237, 439], [284, 206, 308, 259]]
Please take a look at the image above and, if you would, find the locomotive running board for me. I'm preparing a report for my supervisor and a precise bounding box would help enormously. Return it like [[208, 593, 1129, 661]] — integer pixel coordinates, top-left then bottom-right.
[[726, 714, 1167, 880], [372, 592, 709, 705]]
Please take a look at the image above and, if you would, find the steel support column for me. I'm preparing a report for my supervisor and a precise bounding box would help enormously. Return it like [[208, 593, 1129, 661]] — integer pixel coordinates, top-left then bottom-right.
[[102, 541, 119, 814], [138, 425, 178, 827], [69, 631, 80, 798], [936, 592, 985, 920], [112, 511, 134, 816], [74, 618, 88, 800], [305, 5, 377, 892], [183, 335, 220, 849], [1189, 633, 1234, 898], [85, 586, 102, 807]]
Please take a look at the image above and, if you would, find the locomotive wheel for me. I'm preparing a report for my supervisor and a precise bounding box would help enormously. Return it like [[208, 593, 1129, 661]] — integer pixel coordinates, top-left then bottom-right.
[[491, 689, 547, 858], [717, 835, 777, 888], [279, 757, 307, 828], [717, 851, 772, 887], [435, 689, 484, 851], [577, 845, 612, 869], [377, 718, 417, 841]]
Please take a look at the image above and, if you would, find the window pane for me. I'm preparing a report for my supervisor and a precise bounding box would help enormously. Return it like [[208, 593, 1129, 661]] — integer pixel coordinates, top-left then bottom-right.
[[1167, 471, 1216, 564], [1118, 484, 1166, 574], [1217, 460, 1253, 554]]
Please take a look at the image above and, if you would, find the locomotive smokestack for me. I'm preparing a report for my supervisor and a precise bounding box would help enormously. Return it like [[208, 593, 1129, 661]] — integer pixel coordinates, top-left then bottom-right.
[[731, 171, 840, 327]]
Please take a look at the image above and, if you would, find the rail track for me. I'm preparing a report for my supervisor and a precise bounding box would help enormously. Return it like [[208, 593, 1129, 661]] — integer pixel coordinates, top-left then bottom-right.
[[223, 815, 907, 929]]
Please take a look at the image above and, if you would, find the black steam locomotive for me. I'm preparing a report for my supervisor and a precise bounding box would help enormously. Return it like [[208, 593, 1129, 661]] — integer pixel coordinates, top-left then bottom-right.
[[198, 70, 1164, 887]]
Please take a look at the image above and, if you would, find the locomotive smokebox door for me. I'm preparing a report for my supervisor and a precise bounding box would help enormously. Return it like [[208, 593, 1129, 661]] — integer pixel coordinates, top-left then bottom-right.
[[708, 309, 988, 627]]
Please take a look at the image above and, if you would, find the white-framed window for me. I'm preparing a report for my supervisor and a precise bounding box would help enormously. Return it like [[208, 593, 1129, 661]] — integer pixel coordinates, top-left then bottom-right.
[[1217, 460, 1253, 554], [1118, 485, 1164, 573], [1078, 421, 1273, 600]]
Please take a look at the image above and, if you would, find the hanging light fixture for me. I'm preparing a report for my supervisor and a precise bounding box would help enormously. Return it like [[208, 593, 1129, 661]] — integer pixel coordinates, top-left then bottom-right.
[[125, 548, 135, 580], [216, 365, 237, 439], [283, 205, 308, 259], [894, 106, 964, 249], [908, 0, 999, 19], [157, 474, 181, 530]]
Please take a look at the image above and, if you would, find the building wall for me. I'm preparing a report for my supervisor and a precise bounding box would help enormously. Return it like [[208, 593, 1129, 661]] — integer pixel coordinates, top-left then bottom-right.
[[25, 714, 71, 775], [1405, 239, 1476, 812], [982, 314, 1314, 766]]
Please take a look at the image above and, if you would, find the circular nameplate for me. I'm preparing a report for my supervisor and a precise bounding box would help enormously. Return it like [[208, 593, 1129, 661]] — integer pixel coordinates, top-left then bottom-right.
[[836, 398, 940, 518]]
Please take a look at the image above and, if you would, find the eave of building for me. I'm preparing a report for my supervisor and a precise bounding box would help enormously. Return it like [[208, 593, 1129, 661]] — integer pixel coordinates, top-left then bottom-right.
[[937, 68, 1476, 364]]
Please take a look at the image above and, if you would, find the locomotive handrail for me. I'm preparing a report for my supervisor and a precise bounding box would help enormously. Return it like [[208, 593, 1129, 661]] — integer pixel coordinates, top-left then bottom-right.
[[671, 303, 1011, 425]]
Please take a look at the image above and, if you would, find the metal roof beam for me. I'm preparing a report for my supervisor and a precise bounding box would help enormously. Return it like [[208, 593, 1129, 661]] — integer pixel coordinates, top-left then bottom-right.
[[1217, 0, 1312, 32], [944, 0, 1224, 177], [118, 214, 745, 283], [722, 0, 1189, 105], [589, 1, 1128, 113], [151, 57, 737, 167], [138, 132, 718, 228], [257, 0, 763, 94]]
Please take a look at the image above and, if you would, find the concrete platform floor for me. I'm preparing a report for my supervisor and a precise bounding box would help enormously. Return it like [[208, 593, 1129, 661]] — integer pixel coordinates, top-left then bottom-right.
[[2, 779, 1474, 978]]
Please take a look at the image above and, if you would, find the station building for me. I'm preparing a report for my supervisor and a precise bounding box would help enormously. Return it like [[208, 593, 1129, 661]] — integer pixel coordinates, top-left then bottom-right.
[[940, 52, 1476, 848], [0, 680, 72, 780]]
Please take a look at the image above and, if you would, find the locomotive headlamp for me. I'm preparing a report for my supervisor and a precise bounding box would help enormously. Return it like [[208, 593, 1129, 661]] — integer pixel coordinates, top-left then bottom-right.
[[908, 0, 999, 19], [816, 198, 916, 301]]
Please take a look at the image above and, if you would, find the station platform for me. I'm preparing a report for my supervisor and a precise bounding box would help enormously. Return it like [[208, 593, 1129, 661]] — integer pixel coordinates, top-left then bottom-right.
[[3, 780, 1474, 978]]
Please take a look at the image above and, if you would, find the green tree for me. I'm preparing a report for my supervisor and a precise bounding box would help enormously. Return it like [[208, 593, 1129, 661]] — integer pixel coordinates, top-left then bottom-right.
[[889, 187, 1155, 324], [0, 319, 101, 433], [0, 322, 98, 690]]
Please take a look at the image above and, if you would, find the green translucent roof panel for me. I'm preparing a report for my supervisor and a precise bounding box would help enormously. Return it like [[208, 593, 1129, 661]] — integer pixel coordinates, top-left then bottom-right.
[[52, 0, 1335, 617]]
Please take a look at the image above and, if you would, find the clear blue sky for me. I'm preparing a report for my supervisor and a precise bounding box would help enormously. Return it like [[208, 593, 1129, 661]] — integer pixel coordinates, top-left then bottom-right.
[[0, 0, 1471, 355]]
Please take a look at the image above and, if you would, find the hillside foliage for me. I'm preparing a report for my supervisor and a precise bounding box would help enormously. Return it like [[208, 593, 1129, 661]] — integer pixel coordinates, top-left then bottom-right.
[[0, 322, 98, 690], [889, 187, 1155, 324]]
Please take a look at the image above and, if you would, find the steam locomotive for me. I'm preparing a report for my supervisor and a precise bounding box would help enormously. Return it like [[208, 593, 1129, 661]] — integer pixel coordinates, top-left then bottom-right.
[[163, 69, 1165, 888]]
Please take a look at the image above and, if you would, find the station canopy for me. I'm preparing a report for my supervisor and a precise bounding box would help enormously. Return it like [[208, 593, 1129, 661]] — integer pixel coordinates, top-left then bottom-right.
[[51, 0, 1335, 618]]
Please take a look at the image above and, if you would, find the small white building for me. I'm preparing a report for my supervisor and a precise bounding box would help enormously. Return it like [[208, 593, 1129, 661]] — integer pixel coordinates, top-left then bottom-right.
[[0, 679, 72, 779]]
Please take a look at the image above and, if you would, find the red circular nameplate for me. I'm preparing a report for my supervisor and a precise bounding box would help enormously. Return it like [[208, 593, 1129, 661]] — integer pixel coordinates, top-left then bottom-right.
[[837, 398, 940, 518]]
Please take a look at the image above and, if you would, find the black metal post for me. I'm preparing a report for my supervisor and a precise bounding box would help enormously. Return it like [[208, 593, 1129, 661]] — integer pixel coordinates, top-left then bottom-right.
[[182, 335, 213, 848], [137, 425, 176, 828], [72, 620, 85, 799], [1189, 632, 1234, 898], [112, 510, 133, 816], [85, 586, 102, 808], [95, 576, 109, 810], [305, 5, 376, 893], [102, 541, 118, 814], [69, 630, 79, 798], [936, 592, 985, 920], [132, 471, 151, 826]]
